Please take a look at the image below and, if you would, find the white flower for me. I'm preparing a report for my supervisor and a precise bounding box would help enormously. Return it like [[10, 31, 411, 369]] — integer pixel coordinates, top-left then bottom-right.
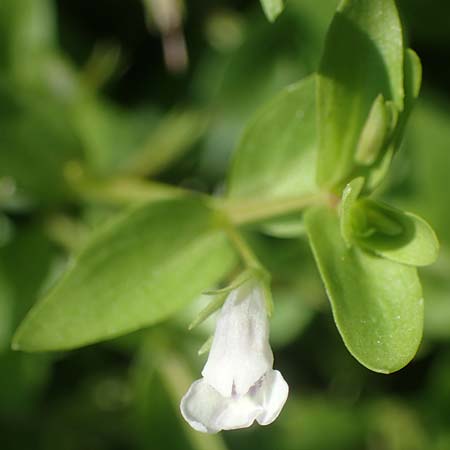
[[180, 279, 289, 433]]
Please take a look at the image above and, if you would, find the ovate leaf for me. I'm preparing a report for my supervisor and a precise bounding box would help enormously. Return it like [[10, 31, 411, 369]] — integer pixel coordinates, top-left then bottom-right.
[[13, 197, 236, 351], [228, 75, 317, 200], [317, 0, 404, 189], [305, 206, 423, 373]]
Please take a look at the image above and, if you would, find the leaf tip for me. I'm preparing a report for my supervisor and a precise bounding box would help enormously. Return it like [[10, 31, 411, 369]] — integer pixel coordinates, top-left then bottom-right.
[[260, 0, 284, 22]]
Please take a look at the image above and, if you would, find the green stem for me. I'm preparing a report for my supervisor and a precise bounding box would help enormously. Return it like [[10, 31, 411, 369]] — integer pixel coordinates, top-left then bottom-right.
[[222, 193, 325, 225], [224, 223, 261, 268], [67, 162, 327, 223], [66, 162, 186, 206]]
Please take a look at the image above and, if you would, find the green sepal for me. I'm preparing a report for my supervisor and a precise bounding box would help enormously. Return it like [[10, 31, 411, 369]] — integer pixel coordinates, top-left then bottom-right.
[[202, 268, 253, 297], [198, 335, 214, 355], [190, 265, 273, 330], [188, 293, 228, 331]]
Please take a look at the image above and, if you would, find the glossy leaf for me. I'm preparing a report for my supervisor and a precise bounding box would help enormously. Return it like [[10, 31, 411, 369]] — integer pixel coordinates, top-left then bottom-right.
[[317, 0, 404, 189], [13, 197, 236, 351], [305, 206, 423, 373], [228, 75, 317, 199]]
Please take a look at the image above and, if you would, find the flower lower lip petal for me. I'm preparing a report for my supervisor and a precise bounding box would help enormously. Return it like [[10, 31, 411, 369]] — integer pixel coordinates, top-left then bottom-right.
[[255, 370, 289, 426], [180, 378, 264, 433]]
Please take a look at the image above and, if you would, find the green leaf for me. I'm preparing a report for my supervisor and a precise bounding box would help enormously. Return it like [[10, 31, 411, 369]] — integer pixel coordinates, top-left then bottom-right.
[[365, 50, 421, 191], [305, 206, 423, 373], [228, 75, 317, 200], [317, 0, 404, 189], [404, 49, 422, 101], [354, 94, 390, 166], [354, 200, 439, 267], [340, 176, 365, 246], [12, 197, 236, 351], [391, 49, 422, 151], [0, 79, 82, 205], [260, 0, 285, 22], [0, 0, 56, 77]]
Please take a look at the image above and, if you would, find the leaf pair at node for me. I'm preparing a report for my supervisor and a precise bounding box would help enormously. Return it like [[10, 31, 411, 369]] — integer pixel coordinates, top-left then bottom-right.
[[340, 177, 439, 267]]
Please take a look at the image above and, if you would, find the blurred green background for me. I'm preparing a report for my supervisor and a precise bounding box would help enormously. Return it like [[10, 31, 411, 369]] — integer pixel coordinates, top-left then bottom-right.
[[1, 0, 450, 449]]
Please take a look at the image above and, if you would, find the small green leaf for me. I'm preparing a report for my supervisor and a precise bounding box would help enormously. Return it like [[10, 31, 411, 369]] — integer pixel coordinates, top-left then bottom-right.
[[228, 75, 317, 200], [317, 0, 404, 189], [355, 94, 390, 166], [340, 177, 365, 246], [305, 206, 423, 373], [355, 200, 439, 267], [358, 201, 403, 237], [12, 197, 236, 351], [365, 50, 422, 191], [391, 49, 423, 151], [404, 49, 422, 104], [260, 0, 285, 22]]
